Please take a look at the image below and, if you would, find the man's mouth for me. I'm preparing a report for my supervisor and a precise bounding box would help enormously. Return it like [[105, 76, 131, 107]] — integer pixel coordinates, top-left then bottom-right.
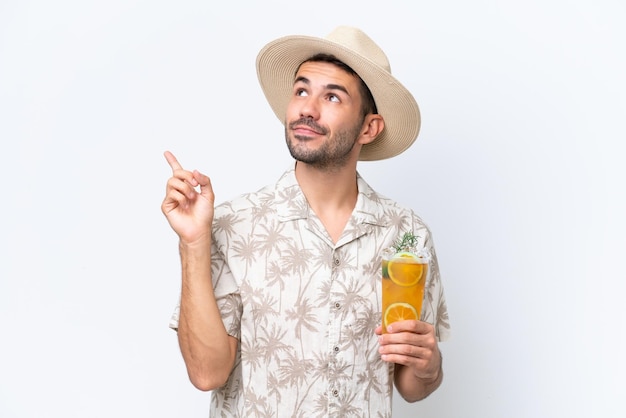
[[288, 119, 327, 136]]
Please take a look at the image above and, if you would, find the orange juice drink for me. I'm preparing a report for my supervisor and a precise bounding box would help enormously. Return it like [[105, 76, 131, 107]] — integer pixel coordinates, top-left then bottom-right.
[[382, 251, 428, 333]]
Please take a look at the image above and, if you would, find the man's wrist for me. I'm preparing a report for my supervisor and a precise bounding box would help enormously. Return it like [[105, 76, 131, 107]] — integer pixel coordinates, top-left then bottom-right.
[[179, 235, 211, 252]]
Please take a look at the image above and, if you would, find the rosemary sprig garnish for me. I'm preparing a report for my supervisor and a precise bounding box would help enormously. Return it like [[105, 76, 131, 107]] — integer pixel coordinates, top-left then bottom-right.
[[392, 232, 419, 253]]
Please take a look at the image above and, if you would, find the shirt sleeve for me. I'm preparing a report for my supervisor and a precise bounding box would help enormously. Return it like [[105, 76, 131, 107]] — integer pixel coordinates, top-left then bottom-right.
[[413, 213, 451, 342], [168, 236, 243, 339]]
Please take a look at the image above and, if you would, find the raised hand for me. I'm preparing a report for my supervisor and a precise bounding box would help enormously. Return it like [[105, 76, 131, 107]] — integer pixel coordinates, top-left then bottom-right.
[[161, 151, 215, 244]]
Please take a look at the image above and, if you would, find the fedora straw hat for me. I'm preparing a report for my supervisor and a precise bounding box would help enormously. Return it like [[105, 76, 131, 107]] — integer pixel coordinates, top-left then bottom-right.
[[256, 26, 421, 161]]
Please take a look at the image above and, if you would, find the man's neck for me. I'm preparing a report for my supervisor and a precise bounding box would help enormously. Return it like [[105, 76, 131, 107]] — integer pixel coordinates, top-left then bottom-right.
[[294, 161, 359, 243]]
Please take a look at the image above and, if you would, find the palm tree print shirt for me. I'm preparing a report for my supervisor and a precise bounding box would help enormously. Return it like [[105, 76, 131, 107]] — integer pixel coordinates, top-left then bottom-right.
[[170, 166, 451, 417]]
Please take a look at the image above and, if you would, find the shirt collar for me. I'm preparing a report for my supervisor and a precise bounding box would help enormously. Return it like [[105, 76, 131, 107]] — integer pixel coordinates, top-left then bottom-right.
[[274, 166, 388, 228]]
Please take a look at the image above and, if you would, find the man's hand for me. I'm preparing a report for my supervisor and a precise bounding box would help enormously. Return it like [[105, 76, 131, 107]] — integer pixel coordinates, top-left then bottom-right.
[[161, 151, 215, 244], [376, 319, 442, 401]]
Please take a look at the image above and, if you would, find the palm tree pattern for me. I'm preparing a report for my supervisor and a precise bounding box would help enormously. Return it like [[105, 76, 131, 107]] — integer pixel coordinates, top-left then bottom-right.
[[170, 167, 450, 417]]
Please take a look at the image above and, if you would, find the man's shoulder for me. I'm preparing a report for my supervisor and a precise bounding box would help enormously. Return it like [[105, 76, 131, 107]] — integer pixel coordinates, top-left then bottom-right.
[[214, 167, 294, 216], [358, 175, 414, 212], [357, 175, 430, 230], [215, 183, 275, 214]]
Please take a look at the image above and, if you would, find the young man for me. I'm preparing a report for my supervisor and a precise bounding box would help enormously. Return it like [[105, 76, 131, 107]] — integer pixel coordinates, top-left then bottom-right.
[[162, 26, 450, 417]]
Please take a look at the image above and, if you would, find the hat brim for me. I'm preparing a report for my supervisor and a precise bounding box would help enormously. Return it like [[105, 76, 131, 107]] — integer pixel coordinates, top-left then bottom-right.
[[256, 35, 420, 161]]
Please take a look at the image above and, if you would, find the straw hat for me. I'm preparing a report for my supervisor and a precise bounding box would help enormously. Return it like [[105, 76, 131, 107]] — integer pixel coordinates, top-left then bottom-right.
[[256, 26, 420, 161]]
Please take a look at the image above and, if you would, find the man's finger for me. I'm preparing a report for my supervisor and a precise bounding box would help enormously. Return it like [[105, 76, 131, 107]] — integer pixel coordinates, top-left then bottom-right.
[[193, 170, 215, 201], [193, 170, 211, 187], [386, 319, 433, 335], [164, 150, 183, 171]]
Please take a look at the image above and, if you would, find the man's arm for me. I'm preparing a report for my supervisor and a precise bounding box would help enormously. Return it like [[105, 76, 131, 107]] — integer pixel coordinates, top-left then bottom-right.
[[176, 238, 238, 391], [161, 151, 237, 391]]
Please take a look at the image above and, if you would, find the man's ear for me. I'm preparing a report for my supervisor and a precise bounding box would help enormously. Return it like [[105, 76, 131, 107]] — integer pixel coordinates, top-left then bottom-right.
[[358, 114, 385, 145]]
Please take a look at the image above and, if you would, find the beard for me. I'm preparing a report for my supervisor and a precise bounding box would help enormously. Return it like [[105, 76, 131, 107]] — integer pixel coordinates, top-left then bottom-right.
[[285, 117, 364, 170]]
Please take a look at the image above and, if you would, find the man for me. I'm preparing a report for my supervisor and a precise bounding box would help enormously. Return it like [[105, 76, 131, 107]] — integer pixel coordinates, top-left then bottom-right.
[[162, 26, 450, 417]]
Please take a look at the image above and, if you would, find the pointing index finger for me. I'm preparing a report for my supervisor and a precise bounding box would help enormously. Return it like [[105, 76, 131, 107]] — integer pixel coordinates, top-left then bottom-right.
[[164, 150, 183, 171]]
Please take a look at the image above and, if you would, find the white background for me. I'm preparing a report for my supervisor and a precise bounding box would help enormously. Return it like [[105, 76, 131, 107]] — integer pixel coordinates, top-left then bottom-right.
[[1, 0, 625, 417]]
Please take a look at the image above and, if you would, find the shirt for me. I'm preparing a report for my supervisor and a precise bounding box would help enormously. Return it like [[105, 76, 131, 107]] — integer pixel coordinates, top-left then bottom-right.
[[170, 167, 450, 417]]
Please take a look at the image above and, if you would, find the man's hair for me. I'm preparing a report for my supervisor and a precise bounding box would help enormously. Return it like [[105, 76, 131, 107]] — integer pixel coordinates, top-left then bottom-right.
[[297, 53, 378, 118]]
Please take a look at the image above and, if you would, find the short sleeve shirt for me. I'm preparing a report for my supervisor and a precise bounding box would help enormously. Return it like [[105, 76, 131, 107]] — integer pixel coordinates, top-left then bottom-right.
[[170, 167, 451, 417]]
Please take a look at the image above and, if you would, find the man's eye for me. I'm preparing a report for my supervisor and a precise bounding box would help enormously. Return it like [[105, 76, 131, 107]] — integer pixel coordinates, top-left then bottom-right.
[[328, 94, 340, 102], [296, 89, 308, 97]]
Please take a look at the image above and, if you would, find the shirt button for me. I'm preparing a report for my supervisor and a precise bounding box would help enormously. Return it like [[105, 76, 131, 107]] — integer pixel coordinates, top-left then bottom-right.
[[333, 257, 340, 266], [334, 302, 341, 309], [333, 346, 339, 352], [332, 389, 339, 397]]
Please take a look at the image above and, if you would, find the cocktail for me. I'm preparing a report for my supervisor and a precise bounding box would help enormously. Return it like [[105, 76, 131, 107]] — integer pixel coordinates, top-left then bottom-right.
[[382, 233, 429, 333]]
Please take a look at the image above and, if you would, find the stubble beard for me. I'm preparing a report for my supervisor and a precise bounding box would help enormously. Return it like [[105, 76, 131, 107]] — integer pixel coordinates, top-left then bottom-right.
[[285, 118, 363, 171]]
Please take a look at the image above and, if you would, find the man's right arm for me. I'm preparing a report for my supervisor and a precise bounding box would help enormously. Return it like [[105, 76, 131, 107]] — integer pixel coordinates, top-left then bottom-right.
[[176, 238, 237, 391], [161, 151, 237, 391]]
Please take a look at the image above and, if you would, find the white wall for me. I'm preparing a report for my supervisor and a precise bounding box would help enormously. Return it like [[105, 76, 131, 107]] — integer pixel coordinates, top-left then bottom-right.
[[1, 1, 624, 417]]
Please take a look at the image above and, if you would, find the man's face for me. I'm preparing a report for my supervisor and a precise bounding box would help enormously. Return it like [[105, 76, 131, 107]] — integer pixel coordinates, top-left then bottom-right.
[[284, 61, 367, 170]]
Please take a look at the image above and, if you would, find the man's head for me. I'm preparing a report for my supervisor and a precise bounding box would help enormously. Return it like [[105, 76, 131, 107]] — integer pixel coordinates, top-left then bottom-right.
[[284, 56, 384, 170], [256, 26, 420, 161]]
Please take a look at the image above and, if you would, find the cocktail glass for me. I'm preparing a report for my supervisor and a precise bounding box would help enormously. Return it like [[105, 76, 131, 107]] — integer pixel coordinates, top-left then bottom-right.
[[381, 246, 429, 333]]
